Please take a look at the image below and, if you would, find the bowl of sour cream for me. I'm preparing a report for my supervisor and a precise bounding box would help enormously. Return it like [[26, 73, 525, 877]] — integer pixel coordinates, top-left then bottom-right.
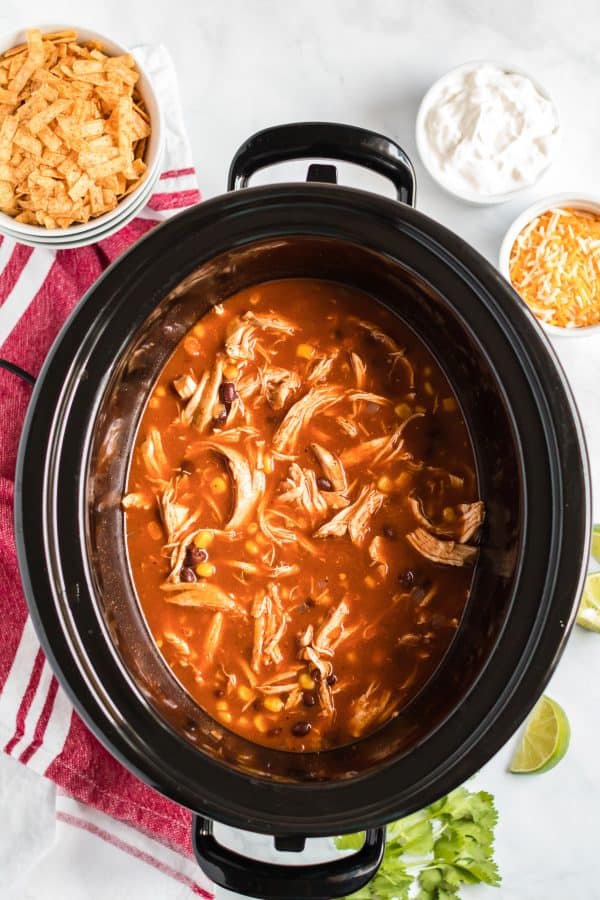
[[416, 62, 560, 204]]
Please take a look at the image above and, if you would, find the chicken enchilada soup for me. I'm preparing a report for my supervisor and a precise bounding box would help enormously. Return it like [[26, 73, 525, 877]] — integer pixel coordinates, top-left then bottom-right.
[[124, 279, 484, 751]]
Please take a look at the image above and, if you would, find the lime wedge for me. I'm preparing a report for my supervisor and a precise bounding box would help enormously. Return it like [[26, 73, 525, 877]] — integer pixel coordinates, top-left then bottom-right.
[[592, 525, 600, 564], [577, 572, 600, 632], [509, 695, 570, 774]]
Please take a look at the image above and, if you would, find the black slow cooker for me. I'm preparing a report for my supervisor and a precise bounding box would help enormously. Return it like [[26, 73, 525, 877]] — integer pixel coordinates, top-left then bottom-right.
[[14, 123, 590, 899]]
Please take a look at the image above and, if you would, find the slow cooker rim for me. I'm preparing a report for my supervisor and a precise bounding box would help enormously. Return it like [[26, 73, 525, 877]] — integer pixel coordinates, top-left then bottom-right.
[[15, 182, 590, 833]]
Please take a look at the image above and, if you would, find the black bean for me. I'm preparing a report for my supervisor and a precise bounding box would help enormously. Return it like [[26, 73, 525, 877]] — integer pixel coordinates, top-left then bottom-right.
[[326, 673, 338, 686], [398, 570, 415, 589], [382, 525, 396, 540], [291, 721, 312, 737], [267, 727, 282, 737], [180, 566, 197, 583], [303, 691, 317, 707], [316, 476, 333, 491], [214, 688, 225, 698], [219, 381, 237, 404], [305, 596, 315, 608], [185, 546, 208, 565], [180, 459, 195, 476], [310, 668, 322, 682], [185, 717, 198, 732]]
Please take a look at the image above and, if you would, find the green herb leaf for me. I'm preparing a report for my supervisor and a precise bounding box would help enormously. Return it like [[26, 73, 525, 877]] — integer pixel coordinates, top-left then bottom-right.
[[337, 786, 500, 899]]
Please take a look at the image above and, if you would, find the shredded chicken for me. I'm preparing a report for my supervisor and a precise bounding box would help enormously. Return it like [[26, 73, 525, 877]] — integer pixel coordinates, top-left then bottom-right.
[[368, 536, 389, 578], [356, 319, 401, 354], [314, 485, 384, 547], [158, 484, 200, 545], [194, 440, 265, 530], [306, 351, 338, 385], [310, 443, 348, 492], [340, 414, 423, 468], [348, 681, 394, 737], [273, 385, 345, 453], [181, 370, 209, 425], [349, 352, 367, 389], [140, 428, 170, 483], [173, 372, 197, 400], [259, 365, 301, 410], [337, 416, 358, 438], [225, 311, 296, 361], [251, 585, 288, 672], [161, 581, 245, 614], [315, 599, 349, 650], [193, 356, 224, 432], [408, 497, 485, 544], [406, 528, 478, 566], [204, 611, 224, 662], [277, 463, 328, 524], [121, 492, 153, 510]]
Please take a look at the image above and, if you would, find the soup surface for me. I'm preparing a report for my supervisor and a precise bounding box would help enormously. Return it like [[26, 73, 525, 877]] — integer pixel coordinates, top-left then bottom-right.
[[124, 279, 484, 751]]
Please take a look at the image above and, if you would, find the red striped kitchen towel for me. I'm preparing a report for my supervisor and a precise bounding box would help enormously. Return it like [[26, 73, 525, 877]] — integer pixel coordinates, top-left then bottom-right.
[[0, 43, 212, 886]]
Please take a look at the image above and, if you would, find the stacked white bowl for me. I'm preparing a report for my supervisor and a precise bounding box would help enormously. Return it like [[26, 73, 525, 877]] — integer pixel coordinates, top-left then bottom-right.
[[0, 26, 164, 250]]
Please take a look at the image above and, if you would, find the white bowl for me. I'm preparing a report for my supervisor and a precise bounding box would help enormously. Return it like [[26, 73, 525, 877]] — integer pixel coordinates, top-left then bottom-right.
[[0, 25, 164, 247], [499, 193, 600, 338], [0, 168, 158, 249], [0, 148, 159, 248], [415, 61, 560, 205]]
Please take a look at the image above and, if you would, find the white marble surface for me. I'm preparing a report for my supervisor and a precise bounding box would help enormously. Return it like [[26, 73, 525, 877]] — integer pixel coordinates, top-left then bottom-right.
[[1, 0, 600, 897]]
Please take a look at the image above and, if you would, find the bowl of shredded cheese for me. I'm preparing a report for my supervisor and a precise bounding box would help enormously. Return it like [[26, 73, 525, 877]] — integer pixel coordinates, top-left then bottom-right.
[[500, 194, 600, 337]]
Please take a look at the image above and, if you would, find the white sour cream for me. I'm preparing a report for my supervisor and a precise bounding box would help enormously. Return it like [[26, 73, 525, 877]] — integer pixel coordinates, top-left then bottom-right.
[[420, 64, 560, 198]]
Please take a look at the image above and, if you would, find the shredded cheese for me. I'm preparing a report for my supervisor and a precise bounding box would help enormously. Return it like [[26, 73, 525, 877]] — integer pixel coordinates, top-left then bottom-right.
[[509, 207, 600, 328]]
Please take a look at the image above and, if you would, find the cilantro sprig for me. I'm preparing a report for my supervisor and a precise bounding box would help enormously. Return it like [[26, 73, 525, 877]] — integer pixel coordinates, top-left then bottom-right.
[[335, 787, 500, 899]]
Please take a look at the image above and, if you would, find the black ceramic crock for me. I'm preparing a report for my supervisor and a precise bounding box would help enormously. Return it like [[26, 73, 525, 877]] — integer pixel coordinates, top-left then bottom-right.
[[14, 123, 590, 899]]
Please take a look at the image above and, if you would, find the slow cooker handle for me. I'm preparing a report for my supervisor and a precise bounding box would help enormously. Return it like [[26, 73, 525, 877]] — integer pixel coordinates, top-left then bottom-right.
[[192, 815, 386, 900], [228, 122, 416, 206]]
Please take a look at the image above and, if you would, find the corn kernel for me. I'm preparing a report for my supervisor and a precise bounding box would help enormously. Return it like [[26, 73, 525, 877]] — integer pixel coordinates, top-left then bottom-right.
[[238, 684, 254, 702], [263, 696, 284, 713], [376, 475, 394, 493], [215, 699, 229, 711], [280, 587, 289, 600], [443, 506, 456, 522], [218, 711, 232, 724], [156, 385, 167, 397], [224, 364, 238, 380], [239, 716, 249, 728], [249, 292, 261, 306], [442, 397, 457, 413], [263, 454, 274, 474], [192, 322, 205, 337], [347, 651, 358, 663], [424, 381, 434, 396], [147, 520, 163, 541], [296, 343, 314, 360], [254, 714, 270, 733], [196, 561, 216, 578], [210, 475, 228, 494], [395, 472, 410, 489], [299, 673, 315, 691], [338, 572, 347, 581], [193, 531, 214, 549], [247, 522, 258, 535], [394, 402, 412, 418], [149, 397, 160, 409], [256, 532, 268, 547], [364, 575, 377, 589], [183, 336, 201, 356], [245, 539, 260, 556]]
